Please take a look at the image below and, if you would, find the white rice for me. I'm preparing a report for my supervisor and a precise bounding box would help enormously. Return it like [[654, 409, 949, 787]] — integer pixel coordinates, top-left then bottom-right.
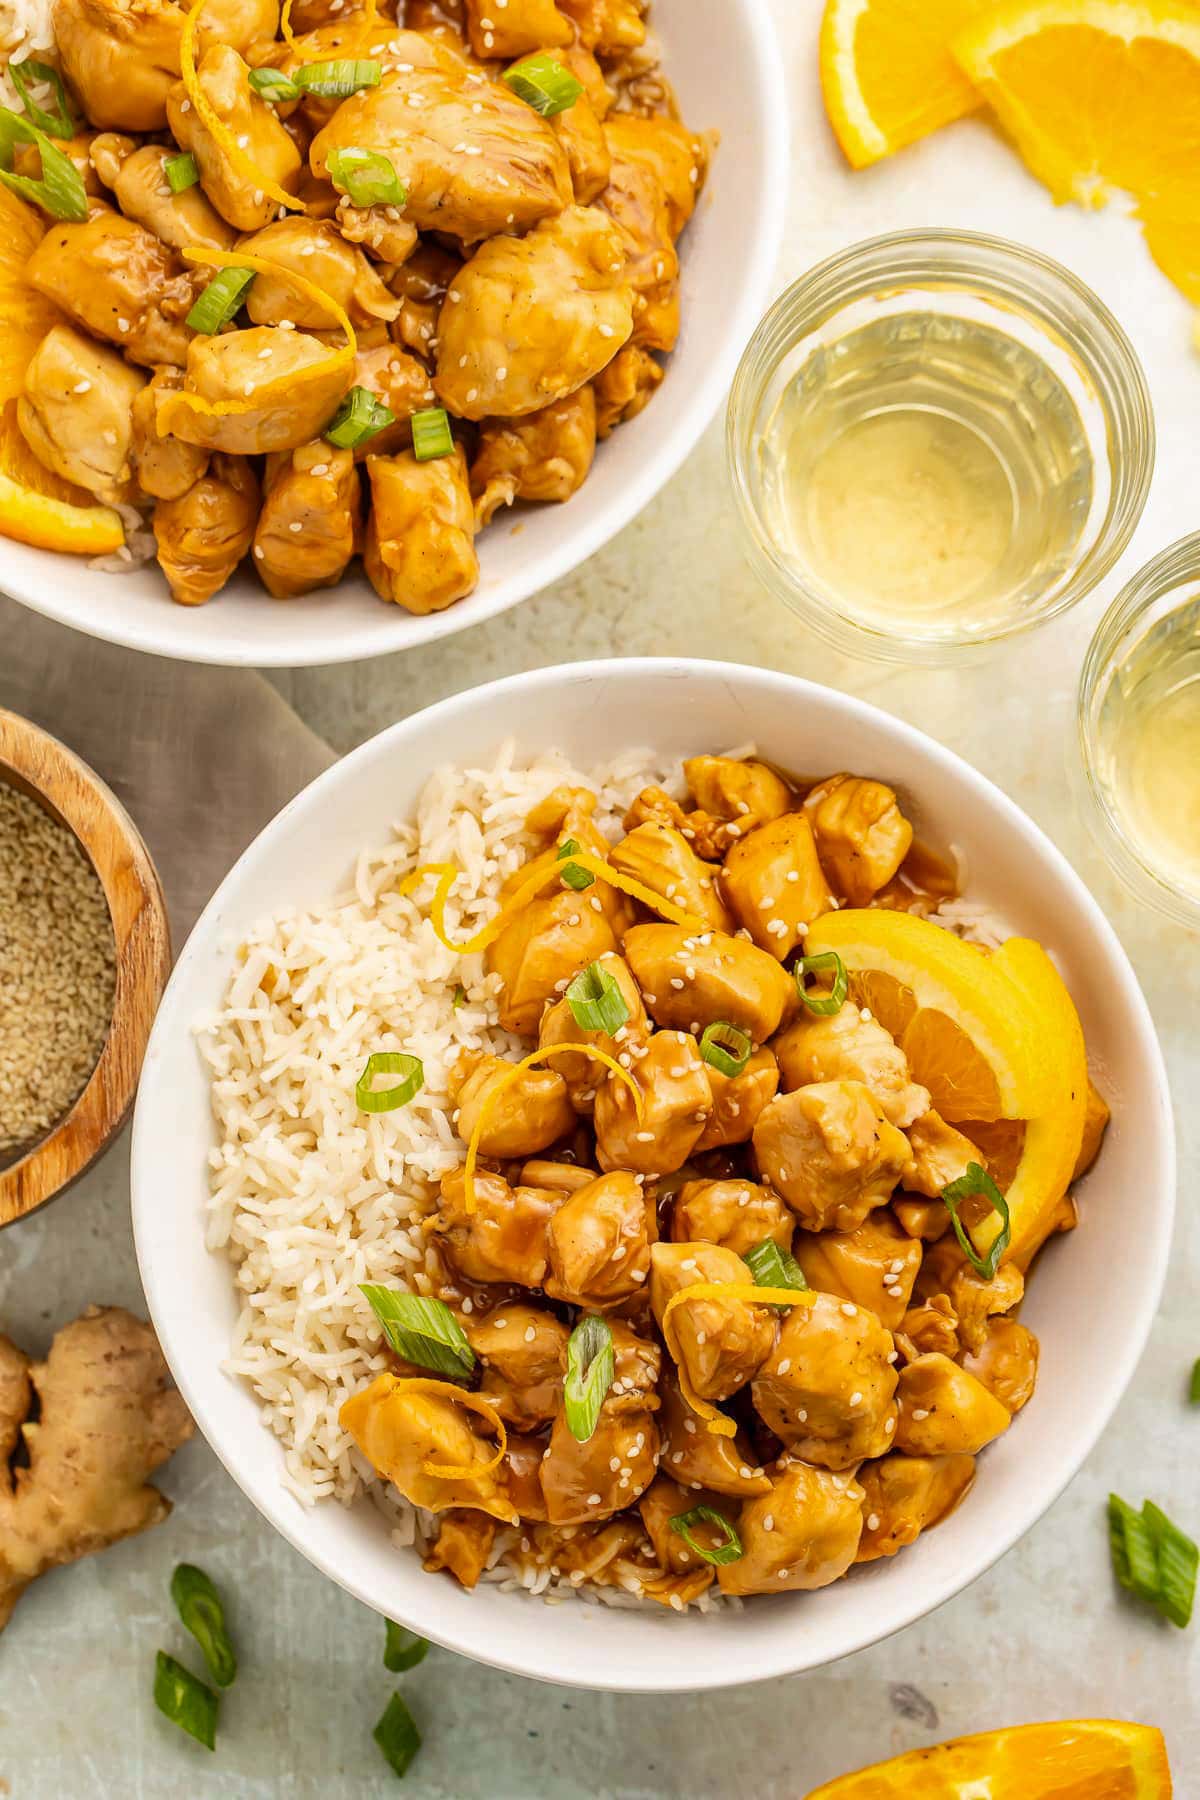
[[0, 0, 54, 111]]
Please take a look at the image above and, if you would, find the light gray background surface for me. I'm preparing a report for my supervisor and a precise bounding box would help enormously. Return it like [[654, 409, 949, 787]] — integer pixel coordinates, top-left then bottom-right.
[[2, 0, 1198, 1790]]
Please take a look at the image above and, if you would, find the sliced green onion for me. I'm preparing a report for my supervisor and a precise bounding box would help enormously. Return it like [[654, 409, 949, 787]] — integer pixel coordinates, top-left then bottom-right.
[[153, 1651, 218, 1751], [1190, 1358, 1200, 1405], [565, 961, 629, 1035], [556, 836, 594, 891], [941, 1161, 1010, 1282], [9, 59, 73, 138], [1144, 1500, 1198, 1629], [327, 145, 407, 209], [668, 1504, 742, 1567], [743, 1236, 809, 1311], [325, 384, 395, 449], [165, 151, 199, 193], [360, 1285, 474, 1378], [384, 1620, 429, 1672], [185, 265, 256, 334], [170, 1564, 237, 1688], [249, 66, 302, 102], [355, 1050, 424, 1112], [564, 1314, 614, 1443], [698, 1019, 752, 1078], [502, 52, 583, 117], [0, 107, 87, 221], [294, 57, 381, 97], [374, 1692, 422, 1778], [411, 406, 454, 463], [1109, 1493, 1160, 1603], [452, 983, 466, 1010], [793, 950, 848, 1016]]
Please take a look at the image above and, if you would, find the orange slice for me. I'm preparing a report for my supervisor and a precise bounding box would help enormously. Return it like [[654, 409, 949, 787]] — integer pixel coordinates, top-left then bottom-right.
[[0, 474, 124, 554], [803, 1718, 1171, 1798], [820, 0, 991, 169]]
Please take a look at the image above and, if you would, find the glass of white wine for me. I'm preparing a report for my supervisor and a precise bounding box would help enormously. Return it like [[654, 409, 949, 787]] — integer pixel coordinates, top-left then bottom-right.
[[1080, 534, 1200, 926], [728, 231, 1155, 663]]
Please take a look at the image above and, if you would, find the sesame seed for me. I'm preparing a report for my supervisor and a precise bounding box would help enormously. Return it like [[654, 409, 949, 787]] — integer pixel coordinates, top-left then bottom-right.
[[683, 1418, 696, 1435], [586, 1493, 602, 1506], [911, 1407, 929, 1421], [496, 366, 507, 380], [867, 1513, 881, 1531], [669, 977, 685, 990], [884, 1417, 895, 1434], [466, 387, 478, 402], [777, 1568, 789, 1580], [786, 870, 800, 883], [758, 895, 775, 910], [288, 520, 303, 532], [841, 1303, 857, 1318], [777, 1358, 791, 1374], [849, 1390, 863, 1407], [634, 1129, 654, 1143], [671, 1450, 683, 1463], [797, 1408, 807, 1422], [72, 378, 91, 394], [887, 1349, 899, 1363]]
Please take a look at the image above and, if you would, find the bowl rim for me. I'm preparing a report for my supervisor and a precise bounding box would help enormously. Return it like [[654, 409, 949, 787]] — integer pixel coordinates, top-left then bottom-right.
[[131, 657, 1175, 1690]]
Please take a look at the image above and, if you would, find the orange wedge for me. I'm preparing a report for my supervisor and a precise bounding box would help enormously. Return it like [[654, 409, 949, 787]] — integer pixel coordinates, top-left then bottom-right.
[[0, 473, 124, 554], [820, 0, 992, 169], [803, 1718, 1171, 1798]]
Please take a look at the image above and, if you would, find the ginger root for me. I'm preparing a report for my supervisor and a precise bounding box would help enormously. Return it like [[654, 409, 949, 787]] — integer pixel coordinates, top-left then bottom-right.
[[0, 1305, 194, 1631]]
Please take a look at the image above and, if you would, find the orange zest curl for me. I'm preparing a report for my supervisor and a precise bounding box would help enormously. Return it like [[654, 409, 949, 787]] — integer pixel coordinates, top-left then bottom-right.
[[387, 1377, 509, 1482], [181, 0, 307, 213], [661, 1283, 815, 1436], [279, 0, 299, 48]]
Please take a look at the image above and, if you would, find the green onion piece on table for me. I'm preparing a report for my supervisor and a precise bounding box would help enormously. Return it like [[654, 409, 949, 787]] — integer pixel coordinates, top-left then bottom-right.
[[165, 151, 200, 193], [1190, 1357, 1200, 1405], [793, 949, 848, 1017], [1109, 1493, 1198, 1627], [502, 53, 583, 117], [327, 145, 407, 209], [668, 1504, 743, 1567], [374, 1691, 422, 1778], [356, 1050, 424, 1112], [0, 107, 87, 220], [698, 1019, 752, 1078], [941, 1161, 1010, 1282], [325, 384, 395, 449], [565, 960, 629, 1035], [186, 266, 256, 334], [294, 58, 381, 98], [556, 836, 594, 891], [564, 1314, 614, 1443], [410, 406, 454, 462], [153, 1651, 218, 1751], [360, 1286, 475, 1378], [9, 59, 74, 138], [743, 1236, 809, 1309], [383, 1620, 430, 1672], [170, 1564, 237, 1687], [249, 66, 302, 102]]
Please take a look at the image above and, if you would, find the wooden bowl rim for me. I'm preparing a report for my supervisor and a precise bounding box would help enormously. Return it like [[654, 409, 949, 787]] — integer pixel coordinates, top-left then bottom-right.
[[0, 708, 171, 1227]]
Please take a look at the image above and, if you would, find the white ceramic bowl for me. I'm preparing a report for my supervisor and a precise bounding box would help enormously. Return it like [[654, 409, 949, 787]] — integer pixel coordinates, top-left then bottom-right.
[[2, 2, 786, 669], [131, 659, 1174, 1692]]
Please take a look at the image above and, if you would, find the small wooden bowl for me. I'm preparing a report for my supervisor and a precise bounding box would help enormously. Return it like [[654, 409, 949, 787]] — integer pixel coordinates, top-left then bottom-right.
[[0, 710, 171, 1227]]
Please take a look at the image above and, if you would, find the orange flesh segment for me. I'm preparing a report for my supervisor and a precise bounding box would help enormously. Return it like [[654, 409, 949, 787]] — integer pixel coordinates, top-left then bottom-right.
[[820, 0, 990, 169]]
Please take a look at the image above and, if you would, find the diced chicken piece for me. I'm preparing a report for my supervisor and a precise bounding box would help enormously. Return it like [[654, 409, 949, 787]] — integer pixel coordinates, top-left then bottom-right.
[[623, 923, 795, 1043], [557, 0, 644, 56], [351, 344, 437, 459], [898, 1296, 960, 1360], [593, 1029, 711, 1176], [488, 892, 619, 1038], [552, 42, 611, 203], [545, 1169, 651, 1305], [469, 1302, 568, 1430], [597, 121, 676, 352], [650, 1241, 774, 1403], [518, 1159, 598, 1195], [26, 208, 195, 368], [960, 1317, 1039, 1415], [341, 1375, 518, 1522], [603, 112, 708, 240], [465, 0, 570, 57], [434, 1167, 561, 1288], [914, 1238, 1025, 1353], [1073, 1078, 1110, 1180], [855, 1452, 976, 1562], [671, 1179, 791, 1260], [153, 453, 259, 605], [333, 197, 418, 268], [167, 46, 302, 232], [793, 1210, 923, 1331], [605, 1317, 661, 1408], [802, 773, 914, 906], [538, 951, 649, 1112], [240, 219, 400, 328], [449, 1050, 574, 1159], [502, 1430, 552, 1521], [685, 756, 792, 838], [752, 1082, 909, 1234], [130, 370, 210, 502], [422, 1508, 496, 1588], [694, 1046, 780, 1153], [90, 139, 236, 253], [52, 0, 183, 131], [593, 342, 662, 435], [157, 327, 352, 454], [540, 1367, 659, 1522], [657, 1366, 770, 1500], [895, 1353, 1011, 1456], [389, 239, 462, 362], [751, 1290, 898, 1470], [252, 440, 360, 598], [470, 387, 596, 529], [519, 783, 634, 933], [199, 0, 279, 51], [775, 1002, 930, 1130], [638, 1474, 720, 1589], [901, 1109, 979, 1196], [363, 445, 479, 613], [893, 1193, 953, 1243], [717, 1461, 864, 1596], [611, 821, 732, 932], [719, 813, 834, 960], [18, 325, 144, 505]]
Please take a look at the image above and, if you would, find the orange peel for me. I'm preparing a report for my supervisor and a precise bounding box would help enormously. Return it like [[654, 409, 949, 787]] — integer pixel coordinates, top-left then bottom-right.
[[379, 1378, 509, 1482], [181, 0, 306, 213], [661, 1282, 815, 1436]]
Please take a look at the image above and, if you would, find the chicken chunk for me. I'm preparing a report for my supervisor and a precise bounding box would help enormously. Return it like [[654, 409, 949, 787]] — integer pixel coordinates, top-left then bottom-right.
[[671, 1179, 791, 1260], [752, 1082, 909, 1234], [434, 205, 633, 420], [465, 0, 570, 57], [551, 43, 611, 203], [153, 453, 259, 605], [895, 1353, 1011, 1456], [340, 1375, 518, 1522], [638, 1475, 721, 1589], [914, 1239, 1025, 1353], [18, 325, 144, 505], [1073, 1077, 1111, 1180], [518, 1159, 598, 1195], [488, 893, 618, 1038], [537, 952, 649, 1112], [130, 370, 210, 502], [502, 1430, 551, 1521], [157, 328, 352, 455], [685, 756, 792, 838], [90, 139, 237, 253], [892, 1193, 953, 1243], [388, 239, 462, 362], [251, 440, 360, 598], [775, 1002, 930, 1130], [597, 122, 677, 353], [657, 1368, 770, 1500], [557, 0, 645, 56], [793, 1211, 923, 1332], [623, 924, 795, 1043], [198, 0, 279, 52], [960, 1318, 1039, 1415], [593, 1029, 711, 1176], [593, 342, 662, 435], [239, 219, 400, 328], [545, 1170, 651, 1306], [344, 344, 436, 462], [855, 1452, 976, 1562], [363, 445, 479, 613], [897, 1296, 960, 1360], [752, 1291, 899, 1470], [52, 0, 183, 131], [167, 46, 302, 232], [650, 1241, 774, 1403], [470, 388, 597, 529], [717, 1461, 864, 1596], [540, 1363, 659, 1522], [469, 1302, 568, 1429], [802, 774, 914, 906], [26, 208, 195, 368], [610, 821, 732, 932], [434, 1167, 561, 1288], [694, 1046, 780, 1153], [901, 1109, 979, 1197], [719, 814, 834, 960], [332, 196, 419, 267], [603, 113, 708, 241], [449, 1050, 575, 1159], [423, 1508, 496, 1588], [605, 1317, 661, 1409], [520, 783, 634, 932]]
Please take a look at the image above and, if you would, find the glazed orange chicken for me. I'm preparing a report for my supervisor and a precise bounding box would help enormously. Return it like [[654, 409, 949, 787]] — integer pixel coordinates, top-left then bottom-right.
[[336, 756, 1109, 1608], [4, 0, 709, 609]]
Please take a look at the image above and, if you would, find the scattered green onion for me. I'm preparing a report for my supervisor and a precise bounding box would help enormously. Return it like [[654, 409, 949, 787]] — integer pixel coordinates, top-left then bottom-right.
[[249, 66, 302, 102], [384, 1620, 429, 1672], [0, 107, 86, 221], [355, 1050, 424, 1113], [556, 836, 594, 891], [360, 1285, 474, 1378], [327, 145, 407, 209], [502, 52, 583, 117], [294, 57, 381, 98], [325, 384, 395, 449], [743, 1236, 809, 1310], [941, 1161, 1010, 1282], [170, 1564, 237, 1688], [185, 265, 256, 334], [374, 1691, 422, 1778], [1190, 1358, 1200, 1405], [565, 961, 629, 1036], [1109, 1494, 1198, 1628], [793, 949, 848, 1016], [698, 1019, 752, 1079], [9, 58, 73, 138], [564, 1314, 614, 1443], [411, 406, 454, 463], [668, 1505, 742, 1567], [153, 1651, 218, 1751], [452, 983, 466, 1010], [165, 151, 200, 193]]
